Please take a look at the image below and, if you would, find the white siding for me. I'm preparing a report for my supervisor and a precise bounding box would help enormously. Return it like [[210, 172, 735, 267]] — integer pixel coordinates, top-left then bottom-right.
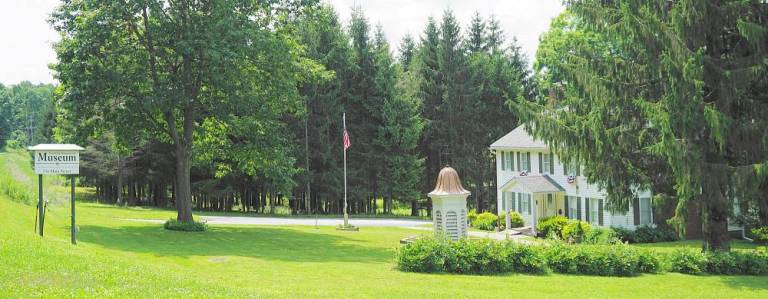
[[495, 149, 653, 230]]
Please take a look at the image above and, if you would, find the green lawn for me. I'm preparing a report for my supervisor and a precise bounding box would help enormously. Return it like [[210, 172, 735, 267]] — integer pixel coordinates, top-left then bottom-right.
[[1, 151, 767, 298]]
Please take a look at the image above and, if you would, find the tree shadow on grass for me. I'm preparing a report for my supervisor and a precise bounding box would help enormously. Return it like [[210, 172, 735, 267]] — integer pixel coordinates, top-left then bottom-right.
[[717, 275, 768, 291], [77, 224, 394, 263]]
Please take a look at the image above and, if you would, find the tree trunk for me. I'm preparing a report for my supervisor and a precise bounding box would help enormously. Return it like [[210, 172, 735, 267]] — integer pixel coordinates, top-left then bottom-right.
[[174, 143, 194, 222], [700, 166, 730, 252]]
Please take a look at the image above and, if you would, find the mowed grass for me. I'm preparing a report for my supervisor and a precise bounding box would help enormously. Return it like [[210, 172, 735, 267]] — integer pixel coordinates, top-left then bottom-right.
[[1, 151, 767, 298]]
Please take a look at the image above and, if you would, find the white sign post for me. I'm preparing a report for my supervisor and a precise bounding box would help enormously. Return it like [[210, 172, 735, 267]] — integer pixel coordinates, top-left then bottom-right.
[[28, 144, 84, 244]]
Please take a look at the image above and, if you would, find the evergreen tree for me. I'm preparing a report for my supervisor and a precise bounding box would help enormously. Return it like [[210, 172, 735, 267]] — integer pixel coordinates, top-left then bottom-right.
[[346, 9, 386, 213], [485, 15, 504, 53], [375, 26, 425, 214], [466, 12, 486, 53], [397, 34, 416, 68], [416, 17, 443, 214], [518, 2, 768, 251], [295, 5, 353, 214]]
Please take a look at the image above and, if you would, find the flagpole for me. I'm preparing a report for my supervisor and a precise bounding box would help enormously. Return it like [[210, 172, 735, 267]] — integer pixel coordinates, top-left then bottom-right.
[[343, 113, 349, 227]]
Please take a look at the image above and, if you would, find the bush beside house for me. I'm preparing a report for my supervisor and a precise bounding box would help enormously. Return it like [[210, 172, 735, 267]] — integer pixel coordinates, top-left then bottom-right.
[[752, 226, 768, 244], [469, 211, 525, 231]]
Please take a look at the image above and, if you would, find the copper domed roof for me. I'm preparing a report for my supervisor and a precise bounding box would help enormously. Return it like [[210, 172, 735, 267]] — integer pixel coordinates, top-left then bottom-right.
[[428, 167, 470, 196]]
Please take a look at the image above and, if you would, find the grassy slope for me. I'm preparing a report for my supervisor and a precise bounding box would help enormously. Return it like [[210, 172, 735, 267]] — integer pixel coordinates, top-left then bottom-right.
[[1, 151, 767, 298]]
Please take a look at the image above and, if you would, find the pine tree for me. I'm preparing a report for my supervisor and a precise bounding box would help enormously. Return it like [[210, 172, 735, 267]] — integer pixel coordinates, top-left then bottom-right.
[[415, 17, 443, 215], [518, 2, 768, 251], [397, 34, 416, 68], [376, 28, 425, 214], [295, 5, 352, 213], [466, 12, 486, 53]]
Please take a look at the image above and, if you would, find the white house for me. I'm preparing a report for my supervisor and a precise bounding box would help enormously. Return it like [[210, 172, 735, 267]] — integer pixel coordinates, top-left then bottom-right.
[[490, 125, 654, 230]]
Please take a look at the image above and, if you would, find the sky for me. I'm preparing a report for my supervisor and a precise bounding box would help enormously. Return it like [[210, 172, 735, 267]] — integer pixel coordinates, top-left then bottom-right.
[[0, 0, 564, 86]]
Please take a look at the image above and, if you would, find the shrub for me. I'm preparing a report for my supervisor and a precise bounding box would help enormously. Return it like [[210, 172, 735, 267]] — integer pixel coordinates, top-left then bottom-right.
[[633, 225, 679, 243], [667, 249, 707, 275], [473, 212, 498, 231], [467, 209, 478, 225], [636, 249, 662, 273], [497, 211, 525, 230], [751, 226, 768, 244], [164, 219, 207, 232], [544, 244, 655, 276], [704, 251, 768, 275], [611, 225, 679, 243], [562, 220, 592, 243], [395, 237, 449, 273], [583, 227, 621, 245], [611, 226, 635, 243], [536, 216, 569, 239]]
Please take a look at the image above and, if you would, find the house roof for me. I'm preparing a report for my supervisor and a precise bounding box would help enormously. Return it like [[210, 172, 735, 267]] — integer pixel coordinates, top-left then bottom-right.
[[428, 166, 471, 196], [499, 175, 565, 193], [27, 144, 85, 151], [489, 125, 547, 150]]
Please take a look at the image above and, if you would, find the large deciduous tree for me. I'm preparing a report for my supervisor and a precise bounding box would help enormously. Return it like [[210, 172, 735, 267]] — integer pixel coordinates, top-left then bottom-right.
[[51, 0, 318, 222], [518, 1, 768, 251]]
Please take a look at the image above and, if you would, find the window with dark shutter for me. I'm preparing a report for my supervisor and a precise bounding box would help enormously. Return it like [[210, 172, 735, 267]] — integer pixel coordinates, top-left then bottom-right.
[[516, 152, 520, 172], [538, 153, 543, 173], [511, 192, 516, 212], [585, 199, 590, 222], [576, 197, 582, 220], [598, 198, 604, 226], [564, 196, 570, 218], [501, 152, 505, 171], [633, 198, 640, 226], [502, 192, 506, 210], [526, 153, 531, 172]]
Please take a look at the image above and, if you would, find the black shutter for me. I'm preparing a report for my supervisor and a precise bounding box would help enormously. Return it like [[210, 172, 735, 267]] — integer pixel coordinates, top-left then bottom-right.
[[564, 196, 570, 218], [577, 197, 582, 220], [526, 153, 531, 172], [598, 199, 604, 226], [563, 161, 568, 175], [633, 198, 640, 226], [516, 152, 520, 172], [501, 152, 505, 171], [585, 198, 590, 223], [549, 153, 554, 174], [502, 192, 506, 210], [538, 153, 543, 174]]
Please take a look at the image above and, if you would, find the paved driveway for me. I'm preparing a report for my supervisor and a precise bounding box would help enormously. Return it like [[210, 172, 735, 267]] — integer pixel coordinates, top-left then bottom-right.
[[200, 216, 430, 227], [124, 216, 430, 228]]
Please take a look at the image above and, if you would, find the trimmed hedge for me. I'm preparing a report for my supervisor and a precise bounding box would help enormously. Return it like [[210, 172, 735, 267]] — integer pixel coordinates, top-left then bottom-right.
[[667, 249, 768, 275], [611, 225, 679, 243], [164, 219, 208, 232], [396, 237, 546, 274], [396, 237, 768, 276], [544, 243, 660, 276]]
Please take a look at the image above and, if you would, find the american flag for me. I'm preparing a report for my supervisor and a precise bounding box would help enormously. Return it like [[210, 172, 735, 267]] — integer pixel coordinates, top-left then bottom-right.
[[343, 128, 351, 151]]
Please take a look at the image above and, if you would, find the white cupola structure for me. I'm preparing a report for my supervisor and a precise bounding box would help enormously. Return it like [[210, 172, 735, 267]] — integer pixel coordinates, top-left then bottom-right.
[[428, 166, 470, 240]]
